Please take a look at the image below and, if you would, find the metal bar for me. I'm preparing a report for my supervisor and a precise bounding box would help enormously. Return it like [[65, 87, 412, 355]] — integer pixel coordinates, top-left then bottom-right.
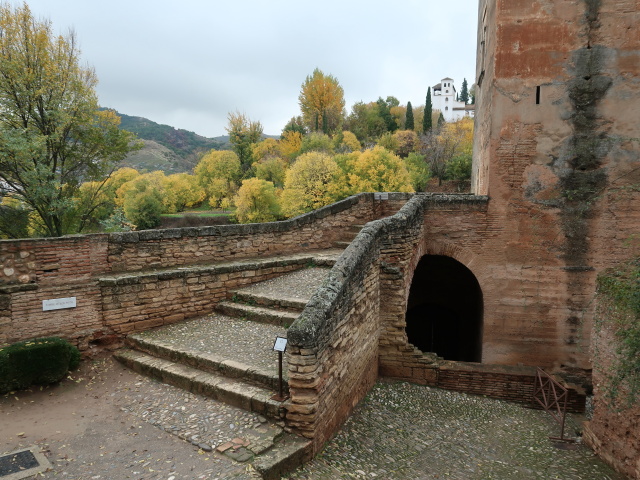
[[533, 368, 574, 443]]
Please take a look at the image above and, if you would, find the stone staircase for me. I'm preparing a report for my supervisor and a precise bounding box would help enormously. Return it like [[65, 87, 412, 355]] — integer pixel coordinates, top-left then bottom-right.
[[333, 223, 365, 249], [114, 251, 342, 478]]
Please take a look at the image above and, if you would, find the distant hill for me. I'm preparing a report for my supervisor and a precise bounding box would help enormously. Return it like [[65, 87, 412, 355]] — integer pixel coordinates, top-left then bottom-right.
[[116, 112, 228, 174]]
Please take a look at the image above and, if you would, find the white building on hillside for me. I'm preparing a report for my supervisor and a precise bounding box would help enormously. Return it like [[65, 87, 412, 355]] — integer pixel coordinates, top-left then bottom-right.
[[431, 77, 475, 122]]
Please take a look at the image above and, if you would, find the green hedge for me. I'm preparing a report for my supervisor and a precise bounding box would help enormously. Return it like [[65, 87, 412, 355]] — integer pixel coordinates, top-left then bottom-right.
[[0, 337, 80, 394]]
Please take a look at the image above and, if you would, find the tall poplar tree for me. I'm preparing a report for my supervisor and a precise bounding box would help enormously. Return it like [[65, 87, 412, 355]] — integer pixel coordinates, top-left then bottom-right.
[[423, 87, 433, 133], [405, 102, 415, 131], [460, 78, 469, 104], [298, 68, 345, 134]]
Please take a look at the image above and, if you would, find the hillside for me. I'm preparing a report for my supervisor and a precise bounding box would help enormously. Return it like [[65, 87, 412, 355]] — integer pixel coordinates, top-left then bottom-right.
[[116, 112, 228, 173]]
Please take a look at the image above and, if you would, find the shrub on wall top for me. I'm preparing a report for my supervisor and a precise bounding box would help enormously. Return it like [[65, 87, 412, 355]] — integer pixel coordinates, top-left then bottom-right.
[[0, 337, 80, 394]]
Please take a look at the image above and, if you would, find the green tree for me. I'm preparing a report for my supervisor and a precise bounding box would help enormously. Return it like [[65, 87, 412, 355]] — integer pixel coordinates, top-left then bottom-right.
[[419, 117, 473, 185], [299, 68, 345, 134], [116, 172, 167, 230], [344, 101, 386, 145], [0, 197, 30, 238], [405, 102, 415, 131], [234, 178, 280, 224], [281, 116, 307, 137], [460, 78, 469, 104], [469, 83, 476, 105], [423, 87, 433, 133], [405, 152, 431, 191], [299, 132, 334, 155], [0, 4, 138, 237], [437, 112, 446, 127], [225, 111, 263, 175], [376, 97, 398, 133]]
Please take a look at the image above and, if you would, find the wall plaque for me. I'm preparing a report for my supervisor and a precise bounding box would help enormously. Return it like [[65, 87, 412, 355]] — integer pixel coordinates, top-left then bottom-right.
[[42, 297, 77, 311]]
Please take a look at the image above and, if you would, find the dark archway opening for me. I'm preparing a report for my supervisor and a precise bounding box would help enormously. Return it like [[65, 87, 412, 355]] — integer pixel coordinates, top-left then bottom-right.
[[406, 255, 483, 362]]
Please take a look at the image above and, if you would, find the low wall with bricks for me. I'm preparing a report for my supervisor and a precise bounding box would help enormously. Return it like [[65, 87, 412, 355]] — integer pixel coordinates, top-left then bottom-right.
[[0, 194, 410, 348]]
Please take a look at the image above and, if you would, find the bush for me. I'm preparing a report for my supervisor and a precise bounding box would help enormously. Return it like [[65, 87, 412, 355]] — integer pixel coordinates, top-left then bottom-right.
[[0, 337, 80, 393]]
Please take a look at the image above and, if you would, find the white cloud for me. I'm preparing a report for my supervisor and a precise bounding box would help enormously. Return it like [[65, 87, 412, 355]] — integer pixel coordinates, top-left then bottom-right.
[[15, 0, 478, 136]]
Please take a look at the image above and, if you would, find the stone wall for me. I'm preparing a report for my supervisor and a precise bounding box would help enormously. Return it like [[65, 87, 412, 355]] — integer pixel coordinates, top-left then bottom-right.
[[0, 194, 403, 347], [583, 263, 640, 479]]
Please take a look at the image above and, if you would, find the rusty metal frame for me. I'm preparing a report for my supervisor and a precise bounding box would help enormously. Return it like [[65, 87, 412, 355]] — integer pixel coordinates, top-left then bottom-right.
[[533, 367, 574, 442]]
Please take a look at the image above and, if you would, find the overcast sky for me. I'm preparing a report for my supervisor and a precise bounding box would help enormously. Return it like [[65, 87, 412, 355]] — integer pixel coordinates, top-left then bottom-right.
[[16, 0, 479, 137]]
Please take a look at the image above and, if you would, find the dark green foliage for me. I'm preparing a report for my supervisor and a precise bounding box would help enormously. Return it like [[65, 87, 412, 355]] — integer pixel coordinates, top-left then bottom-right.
[[460, 78, 469, 104], [376, 97, 398, 133], [596, 258, 640, 407], [282, 116, 307, 138], [0, 201, 30, 239], [127, 190, 163, 230], [0, 337, 80, 393], [437, 112, 446, 127], [423, 87, 433, 133], [405, 102, 415, 131]]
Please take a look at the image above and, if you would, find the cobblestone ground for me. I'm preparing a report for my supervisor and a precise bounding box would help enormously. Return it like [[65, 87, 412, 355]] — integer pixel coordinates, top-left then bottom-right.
[[286, 381, 625, 480]]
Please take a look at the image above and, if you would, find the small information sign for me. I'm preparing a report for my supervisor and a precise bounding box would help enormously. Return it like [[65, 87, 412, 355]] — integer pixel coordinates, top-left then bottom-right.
[[42, 297, 77, 311], [273, 336, 288, 352]]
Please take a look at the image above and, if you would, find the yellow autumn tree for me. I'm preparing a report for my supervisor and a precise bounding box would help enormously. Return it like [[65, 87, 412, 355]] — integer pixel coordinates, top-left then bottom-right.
[[280, 152, 345, 217], [343, 146, 413, 194], [339, 131, 361, 152], [194, 150, 242, 207], [299, 68, 345, 134], [252, 138, 282, 163], [234, 178, 281, 224], [164, 173, 205, 212], [279, 130, 302, 159]]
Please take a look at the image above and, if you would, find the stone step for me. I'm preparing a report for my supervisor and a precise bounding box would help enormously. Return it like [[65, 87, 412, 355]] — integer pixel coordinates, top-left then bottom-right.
[[230, 291, 308, 312], [125, 332, 288, 392], [216, 301, 299, 327], [333, 240, 352, 248], [253, 433, 313, 480], [114, 349, 287, 420]]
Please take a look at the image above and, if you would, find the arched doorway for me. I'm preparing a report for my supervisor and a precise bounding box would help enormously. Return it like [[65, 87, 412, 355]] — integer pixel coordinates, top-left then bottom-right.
[[405, 255, 483, 362]]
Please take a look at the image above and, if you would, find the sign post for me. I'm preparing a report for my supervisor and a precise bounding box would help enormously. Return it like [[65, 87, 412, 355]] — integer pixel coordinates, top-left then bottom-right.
[[272, 336, 288, 402]]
